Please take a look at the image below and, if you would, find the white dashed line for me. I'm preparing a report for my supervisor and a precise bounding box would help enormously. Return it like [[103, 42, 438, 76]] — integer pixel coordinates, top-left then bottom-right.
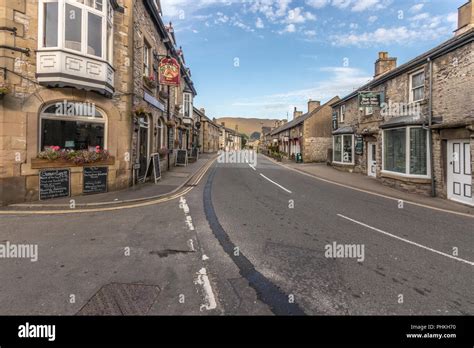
[[259, 173, 292, 194], [337, 214, 474, 266], [248, 163, 256, 171], [195, 268, 217, 311]]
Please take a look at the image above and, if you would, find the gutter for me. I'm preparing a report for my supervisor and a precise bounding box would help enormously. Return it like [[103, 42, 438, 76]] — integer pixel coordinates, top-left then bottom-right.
[[428, 57, 436, 197]]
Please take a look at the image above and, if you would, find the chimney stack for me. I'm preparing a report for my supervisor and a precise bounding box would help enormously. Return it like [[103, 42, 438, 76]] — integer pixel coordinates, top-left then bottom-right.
[[455, 0, 474, 36], [308, 99, 321, 113], [293, 107, 303, 120], [375, 52, 397, 78], [199, 108, 205, 115]]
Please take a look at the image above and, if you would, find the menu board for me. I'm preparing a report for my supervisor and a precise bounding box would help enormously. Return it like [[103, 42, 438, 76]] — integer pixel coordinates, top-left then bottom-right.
[[83, 167, 108, 194], [39, 169, 70, 200], [355, 135, 364, 155], [176, 150, 188, 167]]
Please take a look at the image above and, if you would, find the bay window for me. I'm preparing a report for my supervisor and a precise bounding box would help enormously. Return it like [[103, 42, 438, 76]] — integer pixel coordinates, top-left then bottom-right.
[[383, 127, 429, 177], [39, 0, 113, 63], [333, 134, 354, 164]]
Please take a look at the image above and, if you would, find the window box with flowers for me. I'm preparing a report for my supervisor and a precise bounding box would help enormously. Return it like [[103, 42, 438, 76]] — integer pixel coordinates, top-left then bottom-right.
[[0, 86, 9, 99], [158, 147, 168, 159], [165, 120, 176, 127], [31, 146, 115, 169]]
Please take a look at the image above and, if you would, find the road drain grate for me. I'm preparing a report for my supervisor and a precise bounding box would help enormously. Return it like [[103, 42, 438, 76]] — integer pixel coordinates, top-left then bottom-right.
[[76, 283, 160, 315], [149, 249, 195, 258]]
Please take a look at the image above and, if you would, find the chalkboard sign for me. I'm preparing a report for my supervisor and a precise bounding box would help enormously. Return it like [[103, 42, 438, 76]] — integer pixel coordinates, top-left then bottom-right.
[[83, 167, 108, 194], [142, 154, 162, 184], [355, 135, 364, 155], [176, 150, 188, 167], [39, 169, 70, 200]]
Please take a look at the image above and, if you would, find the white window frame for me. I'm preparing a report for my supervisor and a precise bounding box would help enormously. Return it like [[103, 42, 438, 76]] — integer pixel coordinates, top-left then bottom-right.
[[381, 126, 431, 179], [143, 41, 151, 78], [409, 69, 425, 103], [340, 105, 346, 123], [365, 106, 374, 116], [39, 102, 108, 151], [183, 92, 193, 118], [38, 0, 113, 63], [332, 134, 355, 165]]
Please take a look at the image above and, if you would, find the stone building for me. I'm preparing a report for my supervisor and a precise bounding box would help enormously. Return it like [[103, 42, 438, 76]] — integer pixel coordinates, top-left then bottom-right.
[[131, 0, 196, 181], [0, 0, 133, 205], [270, 97, 339, 162], [0, 0, 197, 205], [195, 107, 219, 153], [330, 1, 473, 205], [219, 125, 242, 151]]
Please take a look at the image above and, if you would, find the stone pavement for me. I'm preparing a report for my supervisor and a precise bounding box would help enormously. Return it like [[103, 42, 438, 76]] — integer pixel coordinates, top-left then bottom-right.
[[278, 158, 474, 216], [8, 153, 216, 208]]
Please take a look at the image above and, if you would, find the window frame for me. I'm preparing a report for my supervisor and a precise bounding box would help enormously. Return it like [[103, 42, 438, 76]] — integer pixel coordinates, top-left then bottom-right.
[[409, 69, 425, 103], [382, 126, 431, 179], [340, 105, 346, 123], [183, 92, 193, 118], [332, 134, 355, 165], [38, 0, 113, 64], [143, 40, 151, 78], [39, 102, 108, 151]]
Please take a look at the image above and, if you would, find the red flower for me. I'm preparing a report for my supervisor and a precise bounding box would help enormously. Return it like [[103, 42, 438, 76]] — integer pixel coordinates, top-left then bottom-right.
[[95, 146, 101, 154]]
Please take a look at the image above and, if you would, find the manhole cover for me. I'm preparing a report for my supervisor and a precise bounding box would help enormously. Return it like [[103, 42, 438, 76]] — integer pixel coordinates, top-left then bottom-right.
[[77, 283, 160, 315]]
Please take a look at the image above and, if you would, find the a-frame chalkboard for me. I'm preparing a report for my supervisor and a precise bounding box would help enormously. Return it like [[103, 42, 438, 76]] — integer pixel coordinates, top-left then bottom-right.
[[143, 153, 161, 184], [175, 149, 188, 167]]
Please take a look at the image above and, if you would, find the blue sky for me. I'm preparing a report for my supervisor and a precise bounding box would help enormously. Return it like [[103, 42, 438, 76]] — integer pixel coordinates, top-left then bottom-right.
[[161, 0, 464, 120]]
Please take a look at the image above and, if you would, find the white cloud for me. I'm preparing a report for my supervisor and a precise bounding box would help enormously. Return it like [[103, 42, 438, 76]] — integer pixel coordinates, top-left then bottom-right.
[[282, 23, 296, 33], [409, 12, 430, 21], [304, 30, 317, 37], [331, 0, 352, 9], [368, 15, 378, 23], [256, 17, 265, 28], [286, 7, 317, 24], [409, 4, 424, 13], [351, 0, 381, 12], [306, 0, 330, 9], [232, 67, 371, 113], [161, 0, 238, 18], [331, 24, 452, 47], [249, 0, 292, 22]]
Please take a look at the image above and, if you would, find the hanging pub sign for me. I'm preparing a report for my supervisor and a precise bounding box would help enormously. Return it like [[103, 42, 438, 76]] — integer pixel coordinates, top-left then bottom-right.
[[355, 135, 364, 155], [159, 57, 180, 86], [358, 91, 382, 107]]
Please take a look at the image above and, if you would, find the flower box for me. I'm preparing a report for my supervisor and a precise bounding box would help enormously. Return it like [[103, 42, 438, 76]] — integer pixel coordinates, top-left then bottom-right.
[[31, 157, 115, 169]]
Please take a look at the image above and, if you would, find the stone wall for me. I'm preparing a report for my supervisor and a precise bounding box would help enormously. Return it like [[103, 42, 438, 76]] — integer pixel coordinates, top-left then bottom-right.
[[303, 137, 332, 162], [0, 0, 134, 205]]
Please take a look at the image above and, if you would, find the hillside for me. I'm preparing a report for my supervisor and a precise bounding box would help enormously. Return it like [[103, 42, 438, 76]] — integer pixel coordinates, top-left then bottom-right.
[[215, 117, 282, 139]]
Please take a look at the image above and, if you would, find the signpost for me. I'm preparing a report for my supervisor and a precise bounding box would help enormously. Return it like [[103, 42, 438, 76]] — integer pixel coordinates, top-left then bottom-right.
[[175, 150, 188, 167], [83, 167, 108, 194], [358, 92, 383, 107], [355, 135, 364, 156], [39, 169, 70, 200]]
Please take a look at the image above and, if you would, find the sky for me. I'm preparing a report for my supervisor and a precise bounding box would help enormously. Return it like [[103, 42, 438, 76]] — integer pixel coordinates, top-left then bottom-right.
[[161, 0, 465, 120]]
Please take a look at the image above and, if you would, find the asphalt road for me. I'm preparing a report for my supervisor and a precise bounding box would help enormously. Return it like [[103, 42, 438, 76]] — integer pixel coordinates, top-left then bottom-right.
[[0, 153, 472, 315], [206, 154, 474, 315]]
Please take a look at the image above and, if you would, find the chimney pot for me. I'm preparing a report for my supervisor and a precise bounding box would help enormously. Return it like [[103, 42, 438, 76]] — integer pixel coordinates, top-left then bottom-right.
[[375, 52, 397, 78]]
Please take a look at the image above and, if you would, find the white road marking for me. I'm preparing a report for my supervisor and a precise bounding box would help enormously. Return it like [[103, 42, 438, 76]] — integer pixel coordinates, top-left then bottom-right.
[[259, 173, 292, 194], [337, 214, 474, 266], [248, 163, 256, 171], [195, 268, 217, 311], [265, 156, 473, 219], [202, 254, 209, 261], [188, 239, 195, 252]]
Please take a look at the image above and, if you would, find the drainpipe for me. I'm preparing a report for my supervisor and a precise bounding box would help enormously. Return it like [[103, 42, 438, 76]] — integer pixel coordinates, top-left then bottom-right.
[[428, 57, 436, 197]]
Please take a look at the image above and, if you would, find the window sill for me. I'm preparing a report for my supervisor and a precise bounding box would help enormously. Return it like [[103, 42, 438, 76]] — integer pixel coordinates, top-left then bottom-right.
[[380, 171, 431, 183], [31, 157, 115, 169], [332, 161, 355, 166]]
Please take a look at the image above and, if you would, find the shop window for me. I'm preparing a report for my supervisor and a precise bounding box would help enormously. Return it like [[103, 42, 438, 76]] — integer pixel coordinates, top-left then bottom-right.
[[383, 127, 429, 177], [333, 134, 354, 164], [39, 0, 114, 63], [40, 103, 106, 151]]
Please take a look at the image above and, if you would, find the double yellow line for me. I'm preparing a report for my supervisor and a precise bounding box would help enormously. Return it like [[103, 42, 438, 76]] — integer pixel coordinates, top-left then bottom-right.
[[0, 159, 216, 216]]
